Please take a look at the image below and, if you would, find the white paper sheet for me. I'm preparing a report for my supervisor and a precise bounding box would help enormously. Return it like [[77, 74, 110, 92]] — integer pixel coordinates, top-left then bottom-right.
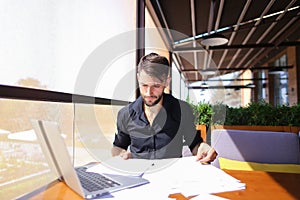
[[88, 156, 245, 199], [191, 194, 229, 200]]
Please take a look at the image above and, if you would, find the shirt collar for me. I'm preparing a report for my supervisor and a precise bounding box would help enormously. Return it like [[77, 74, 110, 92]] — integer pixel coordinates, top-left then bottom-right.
[[130, 93, 172, 124]]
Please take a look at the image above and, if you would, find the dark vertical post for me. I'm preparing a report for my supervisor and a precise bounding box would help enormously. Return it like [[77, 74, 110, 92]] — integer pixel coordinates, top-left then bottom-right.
[[168, 51, 173, 94], [268, 74, 275, 106], [136, 0, 145, 98], [253, 71, 259, 102]]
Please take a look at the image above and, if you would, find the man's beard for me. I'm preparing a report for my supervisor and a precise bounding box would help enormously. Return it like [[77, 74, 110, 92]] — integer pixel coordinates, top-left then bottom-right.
[[143, 93, 163, 107]]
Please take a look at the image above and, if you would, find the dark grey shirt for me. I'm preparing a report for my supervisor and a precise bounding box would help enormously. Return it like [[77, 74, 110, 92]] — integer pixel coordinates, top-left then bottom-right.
[[113, 93, 202, 159]]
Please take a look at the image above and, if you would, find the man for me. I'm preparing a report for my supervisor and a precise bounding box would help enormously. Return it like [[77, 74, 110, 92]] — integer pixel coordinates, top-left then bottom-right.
[[112, 53, 217, 162]]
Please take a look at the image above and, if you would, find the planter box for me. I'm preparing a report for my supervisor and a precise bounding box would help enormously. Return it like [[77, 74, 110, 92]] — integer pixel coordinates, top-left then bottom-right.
[[196, 124, 207, 142], [197, 125, 300, 144], [211, 125, 300, 134]]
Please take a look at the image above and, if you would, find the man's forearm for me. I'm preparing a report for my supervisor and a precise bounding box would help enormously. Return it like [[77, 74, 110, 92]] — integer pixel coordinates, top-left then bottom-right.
[[191, 143, 200, 155], [111, 146, 127, 156]]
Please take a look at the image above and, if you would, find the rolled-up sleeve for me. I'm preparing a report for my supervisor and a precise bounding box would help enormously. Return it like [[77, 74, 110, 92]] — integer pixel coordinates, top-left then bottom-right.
[[179, 101, 203, 151], [113, 107, 131, 150]]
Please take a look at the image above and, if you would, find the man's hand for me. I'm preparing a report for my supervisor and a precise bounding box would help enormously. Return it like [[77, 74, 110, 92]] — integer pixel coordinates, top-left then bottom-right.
[[119, 150, 132, 159], [195, 143, 218, 163], [111, 146, 132, 159]]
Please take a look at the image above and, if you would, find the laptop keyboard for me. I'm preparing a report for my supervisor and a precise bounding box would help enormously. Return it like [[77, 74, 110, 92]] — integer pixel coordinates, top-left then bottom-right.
[[76, 167, 121, 192]]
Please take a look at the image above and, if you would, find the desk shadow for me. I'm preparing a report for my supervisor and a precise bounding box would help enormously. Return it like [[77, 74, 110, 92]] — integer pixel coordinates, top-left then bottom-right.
[[266, 172, 300, 199]]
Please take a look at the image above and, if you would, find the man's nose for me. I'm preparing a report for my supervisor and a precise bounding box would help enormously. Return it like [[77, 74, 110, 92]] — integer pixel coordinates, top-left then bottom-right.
[[145, 86, 154, 95]]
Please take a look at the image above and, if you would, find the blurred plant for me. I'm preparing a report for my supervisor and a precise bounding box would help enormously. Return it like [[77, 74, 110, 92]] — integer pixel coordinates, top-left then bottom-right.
[[223, 101, 300, 126], [211, 102, 227, 125], [189, 101, 214, 126], [189, 99, 300, 127]]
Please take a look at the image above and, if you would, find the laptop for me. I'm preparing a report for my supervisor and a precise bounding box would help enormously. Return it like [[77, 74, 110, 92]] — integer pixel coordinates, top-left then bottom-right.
[[31, 120, 149, 199]]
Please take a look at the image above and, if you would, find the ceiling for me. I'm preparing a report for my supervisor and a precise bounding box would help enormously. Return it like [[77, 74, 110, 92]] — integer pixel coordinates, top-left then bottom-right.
[[146, 0, 300, 84]]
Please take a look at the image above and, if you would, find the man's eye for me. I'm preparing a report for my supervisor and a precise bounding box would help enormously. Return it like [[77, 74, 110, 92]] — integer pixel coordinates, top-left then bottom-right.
[[153, 84, 161, 88]]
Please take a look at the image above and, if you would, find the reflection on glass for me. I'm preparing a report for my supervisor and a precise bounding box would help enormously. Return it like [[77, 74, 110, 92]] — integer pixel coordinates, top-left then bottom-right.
[[0, 99, 123, 199], [0, 99, 73, 200], [74, 104, 122, 166]]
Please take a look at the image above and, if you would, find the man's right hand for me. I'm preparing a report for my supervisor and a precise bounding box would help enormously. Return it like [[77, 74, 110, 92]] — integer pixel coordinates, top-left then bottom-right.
[[111, 146, 132, 159], [119, 150, 132, 159]]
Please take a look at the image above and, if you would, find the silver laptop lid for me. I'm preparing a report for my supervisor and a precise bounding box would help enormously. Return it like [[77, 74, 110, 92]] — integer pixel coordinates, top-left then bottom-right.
[[31, 120, 86, 197], [32, 120, 149, 199]]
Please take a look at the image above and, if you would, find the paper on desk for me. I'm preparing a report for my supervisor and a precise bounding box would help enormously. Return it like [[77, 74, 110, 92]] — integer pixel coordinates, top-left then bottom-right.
[[88, 156, 245, 198], [141, 156, 245, 196], [191, 194, 229, 200]]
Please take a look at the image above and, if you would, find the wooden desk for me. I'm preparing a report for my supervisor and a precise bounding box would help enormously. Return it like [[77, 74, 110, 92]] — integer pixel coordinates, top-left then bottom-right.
[[215, 170, 300, 200], [30, 170, 300, 200]]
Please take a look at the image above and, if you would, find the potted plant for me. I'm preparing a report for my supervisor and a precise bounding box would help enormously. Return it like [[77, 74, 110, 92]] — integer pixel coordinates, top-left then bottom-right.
[[211, 101, 300, 134], [189, 101, 214, 142]]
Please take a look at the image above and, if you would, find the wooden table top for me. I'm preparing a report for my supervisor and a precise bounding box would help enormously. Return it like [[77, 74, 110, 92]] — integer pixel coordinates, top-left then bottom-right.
[[215, 170, 300, 200], [29, 169, 300, 200]]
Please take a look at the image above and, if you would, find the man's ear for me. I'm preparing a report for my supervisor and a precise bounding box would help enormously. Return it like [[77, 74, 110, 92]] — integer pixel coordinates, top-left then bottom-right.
[[165, 76, 171, 87]]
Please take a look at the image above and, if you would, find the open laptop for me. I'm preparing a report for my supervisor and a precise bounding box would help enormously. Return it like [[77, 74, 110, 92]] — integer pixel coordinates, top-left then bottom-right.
[[31, 120, 149, 199]]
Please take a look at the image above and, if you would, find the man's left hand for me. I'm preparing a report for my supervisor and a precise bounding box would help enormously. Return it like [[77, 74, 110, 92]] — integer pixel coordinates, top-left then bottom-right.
[[195, 143, 218, 163]]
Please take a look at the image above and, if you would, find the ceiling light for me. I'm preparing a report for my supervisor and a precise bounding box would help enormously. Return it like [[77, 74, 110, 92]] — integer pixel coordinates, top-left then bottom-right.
[[200, 33, 228, 46], [200, 70, 216, 76], [245, 83, 255, 88], [268, 68, 283, 75], [200, 82, 209, 88]]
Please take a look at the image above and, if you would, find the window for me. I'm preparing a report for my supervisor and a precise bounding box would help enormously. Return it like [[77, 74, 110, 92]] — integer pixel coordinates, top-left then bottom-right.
[[0, 1, 136, 199], [272, 54, 288, 105], [257, 71, 267, 101], [0, 99, 73, 199], [0, 0, 136, 100]]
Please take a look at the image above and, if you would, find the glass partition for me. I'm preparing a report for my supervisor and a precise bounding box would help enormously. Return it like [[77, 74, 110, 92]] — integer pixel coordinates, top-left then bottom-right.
[[0, 99, 73, 199], [0, 98, 124, 199], [73, 103, 123, 166], [0, 1, 137, 199]]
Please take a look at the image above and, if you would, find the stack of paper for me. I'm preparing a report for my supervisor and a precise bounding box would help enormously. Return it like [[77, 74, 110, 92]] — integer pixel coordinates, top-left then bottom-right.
[[88, 156, 245, 199]]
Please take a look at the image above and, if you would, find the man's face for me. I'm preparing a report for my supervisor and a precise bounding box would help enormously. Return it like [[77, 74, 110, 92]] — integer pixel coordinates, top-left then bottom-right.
[[137, 70, 167, 107]]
